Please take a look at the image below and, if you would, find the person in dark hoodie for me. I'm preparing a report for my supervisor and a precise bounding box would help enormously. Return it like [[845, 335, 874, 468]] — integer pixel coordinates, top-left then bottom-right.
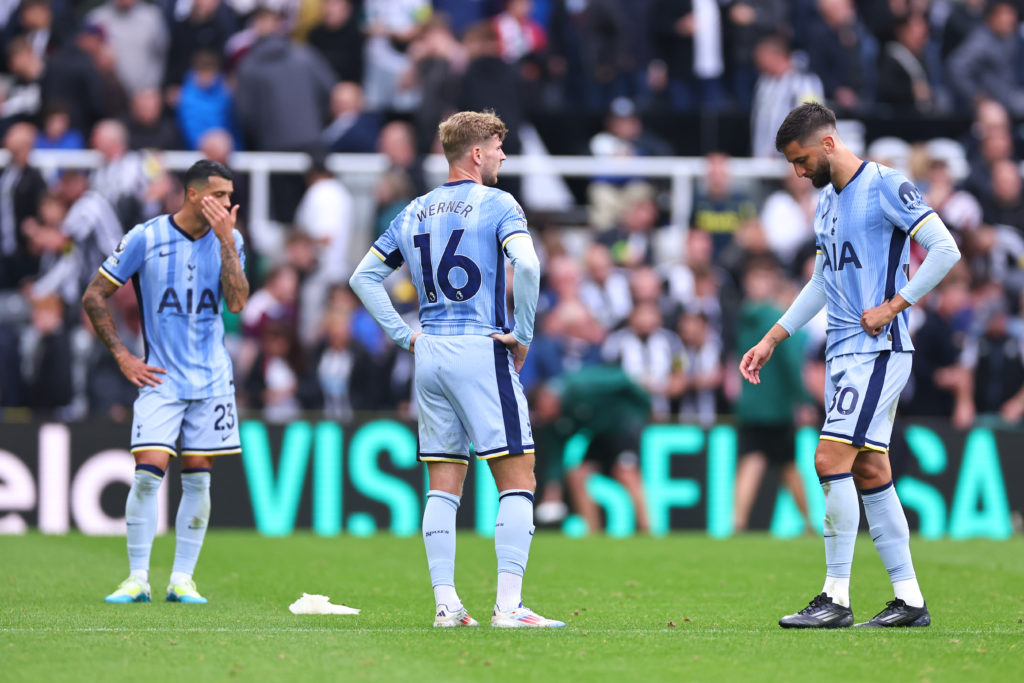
[[234, 7, 336, 152]]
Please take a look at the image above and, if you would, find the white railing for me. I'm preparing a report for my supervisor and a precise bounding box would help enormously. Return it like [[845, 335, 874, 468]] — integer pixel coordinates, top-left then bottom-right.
[[1, 149, 974, 255]]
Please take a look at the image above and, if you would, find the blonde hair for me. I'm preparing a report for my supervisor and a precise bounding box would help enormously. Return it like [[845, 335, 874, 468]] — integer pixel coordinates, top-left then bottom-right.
[[438, 110, 507, 163]]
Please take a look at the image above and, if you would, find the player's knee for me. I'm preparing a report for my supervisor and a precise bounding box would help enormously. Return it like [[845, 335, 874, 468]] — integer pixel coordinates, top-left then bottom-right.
[[851, 458, 887, 485], [133, 474, 162, 495]]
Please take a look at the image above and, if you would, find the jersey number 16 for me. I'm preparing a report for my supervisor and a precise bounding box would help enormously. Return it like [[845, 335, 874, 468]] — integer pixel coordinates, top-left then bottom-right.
[[413, 229, 481, 303]]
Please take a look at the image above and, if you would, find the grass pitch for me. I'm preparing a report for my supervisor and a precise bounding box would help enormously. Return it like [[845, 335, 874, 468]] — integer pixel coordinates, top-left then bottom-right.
[[2, 532, 1021, 682]]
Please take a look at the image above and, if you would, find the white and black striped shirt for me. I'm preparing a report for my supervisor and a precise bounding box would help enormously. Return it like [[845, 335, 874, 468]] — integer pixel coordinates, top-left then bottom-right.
[[751, 67, 824, 158]]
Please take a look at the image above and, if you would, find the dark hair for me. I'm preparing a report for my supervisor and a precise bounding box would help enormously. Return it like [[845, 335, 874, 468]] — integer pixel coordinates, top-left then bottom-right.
[[184, 159, 233, 190], [774, 102, 837, 152]]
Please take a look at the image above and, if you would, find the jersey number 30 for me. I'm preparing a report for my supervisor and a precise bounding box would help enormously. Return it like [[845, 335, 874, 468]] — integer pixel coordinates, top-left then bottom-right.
[[413, 229, 481, 303]]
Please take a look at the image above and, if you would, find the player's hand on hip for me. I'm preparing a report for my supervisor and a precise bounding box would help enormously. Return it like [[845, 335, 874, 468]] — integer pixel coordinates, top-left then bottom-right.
[[739, 340, 774, 385], [200, 196, 238, 242], [490, 332, 529, 373], [860, 301, 896, 336], [409, 331, 422, 354], [115, 350, 167, 387]]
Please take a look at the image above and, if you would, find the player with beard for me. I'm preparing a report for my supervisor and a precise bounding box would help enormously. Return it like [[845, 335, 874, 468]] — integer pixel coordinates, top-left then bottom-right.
[[740, 103, 960, 628]]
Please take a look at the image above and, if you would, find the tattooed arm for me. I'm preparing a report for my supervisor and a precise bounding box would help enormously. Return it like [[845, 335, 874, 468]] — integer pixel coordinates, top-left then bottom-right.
[[218, 233, 249, 313], [202, 197, 249, 313], [81, 273, 166, 387]]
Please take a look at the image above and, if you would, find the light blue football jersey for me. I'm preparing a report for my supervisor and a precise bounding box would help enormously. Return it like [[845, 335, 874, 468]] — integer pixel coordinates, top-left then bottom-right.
[[99, 214, 245, 400], [814, 161, 935, 359], [371, 179, 530, 336]]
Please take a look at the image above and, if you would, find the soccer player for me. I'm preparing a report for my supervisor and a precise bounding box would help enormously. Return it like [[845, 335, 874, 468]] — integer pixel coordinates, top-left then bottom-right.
[[349, 111, 563, 628], [82, 160, 248, 604], [740, 103, 960, 628]]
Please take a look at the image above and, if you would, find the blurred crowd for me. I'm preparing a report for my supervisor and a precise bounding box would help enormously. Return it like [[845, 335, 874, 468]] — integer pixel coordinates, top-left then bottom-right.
[[2, 0, 1024, 448]]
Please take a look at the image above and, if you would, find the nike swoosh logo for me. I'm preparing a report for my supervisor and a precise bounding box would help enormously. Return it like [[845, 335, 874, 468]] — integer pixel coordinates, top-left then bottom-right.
[[159, 251, 175, 257], [825, 417, 843, 424], [221, 433, 232, 441]]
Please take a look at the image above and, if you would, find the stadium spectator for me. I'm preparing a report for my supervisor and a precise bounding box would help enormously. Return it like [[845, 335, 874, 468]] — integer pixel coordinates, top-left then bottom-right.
[[30, 169, 123, 305], [378, 119, 427, 196], [371, 169, 414, 240], [805, 0, 878, 112], [40, 24, 112, 134], [294, 156, 355, 344], [959, 293, 1024, 425], [648, 0, 726, 111], [176, 50, 240, 151], [981, 158, 1024, 230], [904, 273, 973, 421], [234, 7, 335, 152], [598, 184, 661, 268], [90, 118, 166, 228], [1, 37, 45, 132], [546, 0, 638, 113], [723, 0, 788, 108], [588, 96, 673, 197], [760, 171, 817, 269], [241, 264, 299, 342], [554, 364, 652, 534], [125, 88, 180, 150], [34, 101, 85, 150], [404, 16, 464, 155], [877, 12, 947, 115], [749, 34, 823, 157], [244, 319, 321, 422], [732, 259, 810, 532], [9, 0, 67, 61], [602, 300, 680, 418], [947, 1, 1024, 116], [690, 151, 758, 259], [164, 0, 237, 90], [579, 242, 633, 330], [322, 82, 381, 154], [362, 0, 431, 111], [671, 309, 722, 425], [938, 0, 987, 61], [307, 0, 364, 83], [0, 122, 46, 290], [86, 0, 170, 96], [456, 21, 524, 162], [19, 294, 73, 416]]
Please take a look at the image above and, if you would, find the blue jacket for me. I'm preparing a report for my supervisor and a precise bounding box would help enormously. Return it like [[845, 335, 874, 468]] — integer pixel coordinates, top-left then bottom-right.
[[177, 71, 242, 150]]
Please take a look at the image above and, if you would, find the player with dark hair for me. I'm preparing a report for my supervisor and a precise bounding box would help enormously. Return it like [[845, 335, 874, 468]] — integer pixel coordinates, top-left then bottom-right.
[[741, 102, 961, 628], [83, 159, 248, 604], [349, 110, 563, 628]]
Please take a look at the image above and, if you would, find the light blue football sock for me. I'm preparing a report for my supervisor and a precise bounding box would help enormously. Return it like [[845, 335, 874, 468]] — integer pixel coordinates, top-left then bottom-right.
[[127, 465, 164, 576], [171, 468, 211, 577], [495, 489, 535, 612], [423, 490, 461, 609], [820, 473, 858, 607], [861, 481, 924, 606]]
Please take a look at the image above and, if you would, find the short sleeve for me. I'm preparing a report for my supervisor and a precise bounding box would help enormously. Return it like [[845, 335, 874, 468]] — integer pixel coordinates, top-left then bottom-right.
[[879, 170, 936, 236], [370, 210, 406, 269], [495, 194, 530, 253], [98, 224, 146, 287]]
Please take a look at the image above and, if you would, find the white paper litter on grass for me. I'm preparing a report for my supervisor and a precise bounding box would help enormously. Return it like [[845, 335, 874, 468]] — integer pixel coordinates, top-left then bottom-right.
[[288, 593, 360, 615]]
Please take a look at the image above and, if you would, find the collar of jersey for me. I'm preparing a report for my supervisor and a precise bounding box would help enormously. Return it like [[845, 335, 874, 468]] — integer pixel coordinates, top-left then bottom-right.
[[834, 161, 869, 195], [441, 180, 477, 187], [168, 213, 201, 242]]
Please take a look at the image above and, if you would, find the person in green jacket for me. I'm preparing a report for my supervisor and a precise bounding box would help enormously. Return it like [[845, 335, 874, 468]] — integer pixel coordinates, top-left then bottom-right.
[[544, 364, 652, 534], [733, 257, 812, 532]]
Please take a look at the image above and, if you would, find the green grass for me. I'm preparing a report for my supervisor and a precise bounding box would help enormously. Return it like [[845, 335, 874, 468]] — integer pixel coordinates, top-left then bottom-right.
[[2, 532, 1021, 682]]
